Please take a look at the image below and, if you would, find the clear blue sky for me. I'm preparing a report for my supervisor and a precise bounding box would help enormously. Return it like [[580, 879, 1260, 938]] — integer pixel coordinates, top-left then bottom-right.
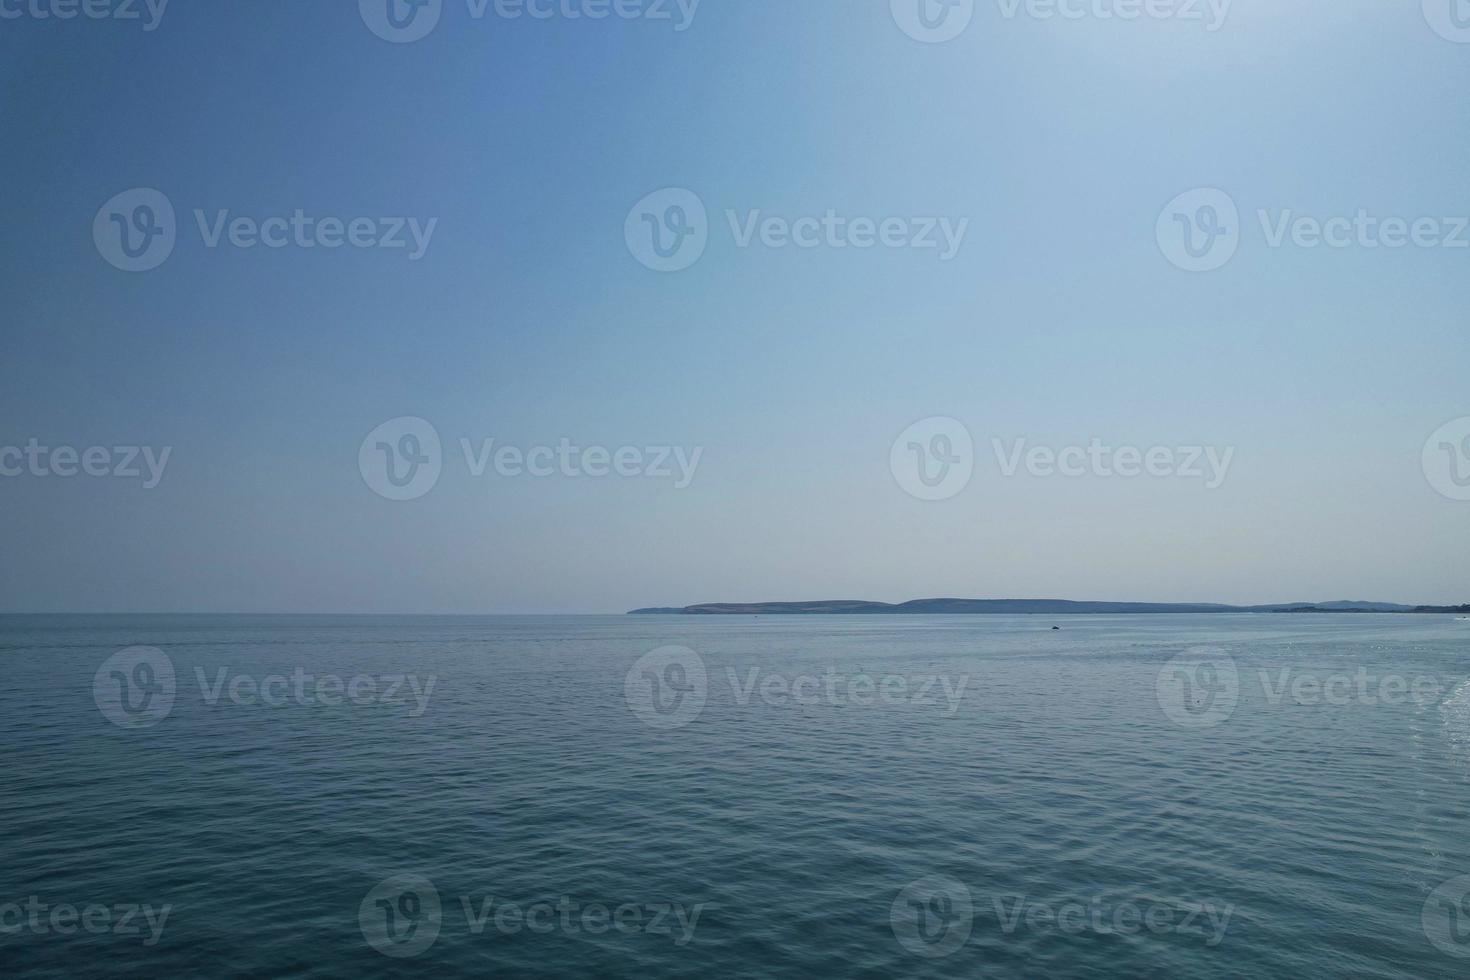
[[2, 0, 1467, 612]]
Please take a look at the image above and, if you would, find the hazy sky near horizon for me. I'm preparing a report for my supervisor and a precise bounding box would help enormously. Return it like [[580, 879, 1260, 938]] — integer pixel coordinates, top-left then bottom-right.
[[2, 0, 1468, 612]]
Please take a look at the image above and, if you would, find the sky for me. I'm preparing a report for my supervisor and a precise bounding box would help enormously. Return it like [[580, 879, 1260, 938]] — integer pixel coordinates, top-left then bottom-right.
[[1, 0, 1468, 613]]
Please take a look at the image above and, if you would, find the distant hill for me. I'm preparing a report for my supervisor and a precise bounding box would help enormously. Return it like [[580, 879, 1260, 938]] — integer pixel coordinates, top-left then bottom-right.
[[1260, 600, 1417, 612], [628, 598, 1448, 615]]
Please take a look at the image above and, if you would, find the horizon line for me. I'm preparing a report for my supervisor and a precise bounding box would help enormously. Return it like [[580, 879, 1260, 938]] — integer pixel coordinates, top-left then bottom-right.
[[4, 595, 1465, 617]]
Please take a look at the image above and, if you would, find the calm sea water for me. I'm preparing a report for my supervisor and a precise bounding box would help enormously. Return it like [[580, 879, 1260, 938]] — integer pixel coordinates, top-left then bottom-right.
[[2, 613, 1469, 978]]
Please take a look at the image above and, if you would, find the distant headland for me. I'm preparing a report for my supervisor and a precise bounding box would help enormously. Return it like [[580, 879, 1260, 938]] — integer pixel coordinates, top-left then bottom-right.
[[628, 599, 1470, 615]]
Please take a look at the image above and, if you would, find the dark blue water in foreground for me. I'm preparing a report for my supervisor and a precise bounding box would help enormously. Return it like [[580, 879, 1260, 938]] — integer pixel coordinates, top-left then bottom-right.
[[2, 613, 1469, 978]]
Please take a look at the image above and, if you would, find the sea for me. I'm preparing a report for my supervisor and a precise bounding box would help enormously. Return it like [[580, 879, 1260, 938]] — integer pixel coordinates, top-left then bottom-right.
[[2, 613, 1468, 978]]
